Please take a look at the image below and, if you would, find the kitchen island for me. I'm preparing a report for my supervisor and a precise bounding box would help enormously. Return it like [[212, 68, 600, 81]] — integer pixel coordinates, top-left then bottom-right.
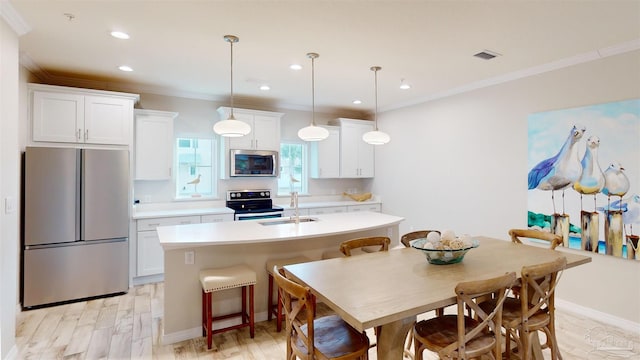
[[157, 211, 404, 344]]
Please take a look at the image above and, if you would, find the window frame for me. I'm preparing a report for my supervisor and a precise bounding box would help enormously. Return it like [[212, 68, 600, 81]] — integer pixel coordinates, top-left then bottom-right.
[[174, 136, 218, 200], [278, 140, 309, 196]]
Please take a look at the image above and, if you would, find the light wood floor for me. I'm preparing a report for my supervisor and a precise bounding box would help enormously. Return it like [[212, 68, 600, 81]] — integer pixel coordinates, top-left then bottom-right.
[[12, 282, 640, 359]]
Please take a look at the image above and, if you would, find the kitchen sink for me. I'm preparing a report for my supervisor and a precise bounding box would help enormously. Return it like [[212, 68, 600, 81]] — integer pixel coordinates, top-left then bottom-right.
[[259, 217, 318, 226]]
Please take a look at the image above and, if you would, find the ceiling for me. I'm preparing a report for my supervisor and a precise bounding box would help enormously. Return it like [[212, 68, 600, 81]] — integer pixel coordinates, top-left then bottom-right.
[[8, 1, 640, 117]]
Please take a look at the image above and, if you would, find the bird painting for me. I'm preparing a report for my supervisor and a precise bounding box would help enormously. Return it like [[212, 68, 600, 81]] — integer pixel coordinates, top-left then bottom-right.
[[528, 124, 586, 214], [573, 135, 605, 211], [187, 174, 201, 193], [597, 194, 640, 236], [602, 162, 630, 198]]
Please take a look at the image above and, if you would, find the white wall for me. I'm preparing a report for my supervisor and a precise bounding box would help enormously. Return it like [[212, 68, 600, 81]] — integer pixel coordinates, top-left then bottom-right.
[[133, 93, 369, 203], [0, 16, 20, 359], [373, 50, 640, 324]]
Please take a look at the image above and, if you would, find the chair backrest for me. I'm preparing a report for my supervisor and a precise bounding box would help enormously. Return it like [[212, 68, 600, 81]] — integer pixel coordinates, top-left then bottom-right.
[[509, 228, 563, 250], [518, 256, 567, 324], [339, 236, 390, 256], [400, 230, 440, 248], [273, 266, 315, 360], [442, 271, 517, 359]]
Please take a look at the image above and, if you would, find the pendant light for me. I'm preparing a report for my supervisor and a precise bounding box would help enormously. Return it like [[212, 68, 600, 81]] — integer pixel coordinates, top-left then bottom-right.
[[362, 66, 391, 145], [298, 53, 329, 141], [213, 35, 251, 137]]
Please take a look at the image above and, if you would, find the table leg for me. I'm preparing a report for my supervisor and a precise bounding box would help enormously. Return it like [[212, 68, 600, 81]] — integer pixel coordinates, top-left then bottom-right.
[[375, 316, 417, 360], [532, 331, 544, 359]]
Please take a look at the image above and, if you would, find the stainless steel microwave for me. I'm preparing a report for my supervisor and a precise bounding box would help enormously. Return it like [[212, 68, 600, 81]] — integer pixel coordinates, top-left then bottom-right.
[[230, 149, 279, 177]]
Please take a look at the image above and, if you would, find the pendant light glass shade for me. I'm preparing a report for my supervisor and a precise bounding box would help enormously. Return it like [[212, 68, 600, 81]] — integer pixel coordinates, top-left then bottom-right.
[[214, 35, 251, 137], [362, 66, 390, 145], [362, 130, 391, 145], [298, 53, 329, 141], [298, 124, 330, 141]]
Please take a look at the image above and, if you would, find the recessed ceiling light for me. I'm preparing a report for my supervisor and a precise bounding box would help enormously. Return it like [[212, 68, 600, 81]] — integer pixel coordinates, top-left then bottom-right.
[[118, 65, 133, 72], [259, 85, 270, 91], [110, 31, 130, 40], [399, 79, 411, 90], [289, 64, 302, 70], [352, 100, 362, 105]]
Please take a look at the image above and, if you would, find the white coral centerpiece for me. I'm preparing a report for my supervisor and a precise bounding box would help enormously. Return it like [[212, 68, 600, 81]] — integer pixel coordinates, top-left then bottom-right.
[[421, 230, 473, 250]]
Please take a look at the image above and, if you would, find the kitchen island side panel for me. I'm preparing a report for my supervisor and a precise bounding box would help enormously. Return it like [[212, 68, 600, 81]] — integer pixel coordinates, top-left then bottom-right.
[[161, 225, 399, 344]]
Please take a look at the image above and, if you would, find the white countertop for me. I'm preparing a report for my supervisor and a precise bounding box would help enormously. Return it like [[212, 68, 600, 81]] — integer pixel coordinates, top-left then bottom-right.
[[132, 207, 233, 219], [157, 211, 403, 250], [132, 197, 381, 219]]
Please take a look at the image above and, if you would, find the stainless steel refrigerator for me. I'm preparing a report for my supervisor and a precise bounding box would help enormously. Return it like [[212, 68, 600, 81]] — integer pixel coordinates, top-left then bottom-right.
[[22, 147, 129, 308]]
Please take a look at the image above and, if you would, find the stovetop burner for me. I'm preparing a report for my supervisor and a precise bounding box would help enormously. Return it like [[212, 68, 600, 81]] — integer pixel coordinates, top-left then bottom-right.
[[226, 189, 283, 214]]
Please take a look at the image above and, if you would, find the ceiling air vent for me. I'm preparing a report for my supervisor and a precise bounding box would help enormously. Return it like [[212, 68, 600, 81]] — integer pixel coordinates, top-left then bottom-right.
[[473, 50, 501, 60]]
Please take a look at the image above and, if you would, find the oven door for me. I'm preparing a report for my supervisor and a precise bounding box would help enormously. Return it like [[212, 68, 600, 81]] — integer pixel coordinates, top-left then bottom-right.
[[235, 211, 283, 221]]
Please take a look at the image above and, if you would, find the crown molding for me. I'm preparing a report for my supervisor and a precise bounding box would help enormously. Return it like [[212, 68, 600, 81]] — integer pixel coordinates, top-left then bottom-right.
[[1, 1, 30, 36], [382, 38, 640, 113]]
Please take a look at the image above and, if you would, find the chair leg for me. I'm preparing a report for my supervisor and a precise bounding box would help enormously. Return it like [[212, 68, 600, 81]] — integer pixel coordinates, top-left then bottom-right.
[[249, 284, 255, 338], [403, 327, 415, 360], [241, 286, 247, 324], [267, 274, 274, 321], [205, 291, 213, 350], [276, 286, 283, 332], [505, 328, 512, 359], [201, 290, 206, 337], [414, 337, 424, 360]]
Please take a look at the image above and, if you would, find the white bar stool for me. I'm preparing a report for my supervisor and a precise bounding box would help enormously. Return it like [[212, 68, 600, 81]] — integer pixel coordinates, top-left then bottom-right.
[[199, 264, 256, 349], [265, 256, 311, 332]]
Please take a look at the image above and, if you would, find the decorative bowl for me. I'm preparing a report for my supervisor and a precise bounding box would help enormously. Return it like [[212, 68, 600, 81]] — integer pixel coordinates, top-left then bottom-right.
[[411, 238, 479, 265]]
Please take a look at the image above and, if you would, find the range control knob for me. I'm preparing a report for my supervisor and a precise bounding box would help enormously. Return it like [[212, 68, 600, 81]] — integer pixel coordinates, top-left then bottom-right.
[[265, 191, 270, 197]]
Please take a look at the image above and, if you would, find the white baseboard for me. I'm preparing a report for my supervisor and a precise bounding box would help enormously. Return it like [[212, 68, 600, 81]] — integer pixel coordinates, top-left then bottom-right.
[[4, 344, 18, 360], [162, 310, 269, 345], [556, 299, 640, 334], [132, 274, 164, 286]]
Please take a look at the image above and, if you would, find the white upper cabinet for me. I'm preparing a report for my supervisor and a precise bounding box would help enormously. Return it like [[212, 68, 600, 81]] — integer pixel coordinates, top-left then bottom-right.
[[310, 126, 340, 178], [216, 107, 283, 151], [216, 107, 283, 179], [30, 84, 139, 146], [134, 109, 177, 180], [330, 118, 375, 178]]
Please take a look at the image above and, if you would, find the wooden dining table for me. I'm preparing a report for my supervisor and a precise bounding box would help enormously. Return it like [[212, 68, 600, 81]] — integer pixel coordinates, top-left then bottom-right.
[[284, 236, 592, 360]]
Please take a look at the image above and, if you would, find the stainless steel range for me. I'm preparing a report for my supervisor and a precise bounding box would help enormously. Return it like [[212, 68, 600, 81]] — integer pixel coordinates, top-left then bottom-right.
[[226, 189, 284, 221]]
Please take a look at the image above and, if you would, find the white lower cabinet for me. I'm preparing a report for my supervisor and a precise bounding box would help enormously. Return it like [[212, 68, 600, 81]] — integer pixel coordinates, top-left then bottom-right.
[[136, 215, 200, 277], [201, 213, 234, 223], [347, 203, 381, 212], [309, 206, 347, 215]]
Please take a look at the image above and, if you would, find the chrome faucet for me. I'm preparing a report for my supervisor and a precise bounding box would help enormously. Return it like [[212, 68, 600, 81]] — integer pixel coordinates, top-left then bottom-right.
[[290, 191, 299, 223]]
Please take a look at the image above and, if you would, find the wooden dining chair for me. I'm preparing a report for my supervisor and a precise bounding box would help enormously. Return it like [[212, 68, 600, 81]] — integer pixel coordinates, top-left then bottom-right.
[[412, 271, 516, 360], [400, 230, 440, 248], [273, 266, 370, 360], [479, 256, 567, 360], [508, 228, 563, 299], [400, 230, 443, 360], [509, 228, 563, 250], [339, 236, 390, 256]]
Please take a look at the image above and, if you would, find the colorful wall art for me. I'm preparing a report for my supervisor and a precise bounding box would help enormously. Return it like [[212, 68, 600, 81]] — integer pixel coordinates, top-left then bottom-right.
[[527, 99, 640, 259]]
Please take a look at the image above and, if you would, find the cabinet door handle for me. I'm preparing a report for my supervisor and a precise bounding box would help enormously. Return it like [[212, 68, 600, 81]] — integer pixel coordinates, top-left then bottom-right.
[[255, 139, 258, 148], [85, 129, 88, 141], [77, 129, 82, 140]]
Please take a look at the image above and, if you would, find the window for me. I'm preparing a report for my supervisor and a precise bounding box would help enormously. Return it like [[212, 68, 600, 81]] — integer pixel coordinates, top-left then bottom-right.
[[278, 142, 308, 195], [175, 137, 216, 198]]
